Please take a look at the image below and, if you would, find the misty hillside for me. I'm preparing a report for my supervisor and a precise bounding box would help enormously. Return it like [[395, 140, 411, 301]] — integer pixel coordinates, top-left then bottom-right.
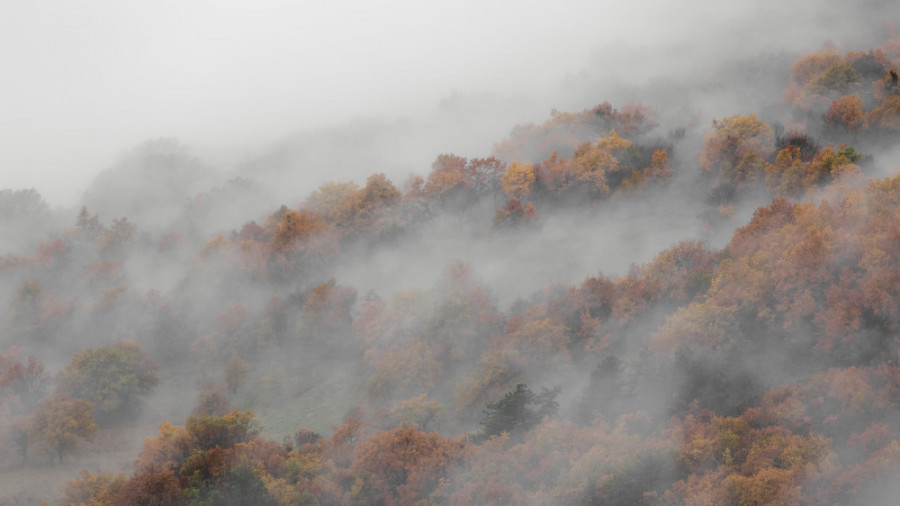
[[4, 14, 900, 506]]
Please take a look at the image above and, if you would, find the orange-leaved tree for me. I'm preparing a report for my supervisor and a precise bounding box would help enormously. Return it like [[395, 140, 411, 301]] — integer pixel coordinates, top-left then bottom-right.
[[700, 114, 775, 200], [350, 426, 464, 505], [28, 393, 97, 464], [827, 94, 865, 133], [501, 161, 536, 200]]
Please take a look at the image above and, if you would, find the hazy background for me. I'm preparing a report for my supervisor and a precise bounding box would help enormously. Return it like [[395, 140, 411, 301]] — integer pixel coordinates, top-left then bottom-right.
[[3, 0, 895, 208]]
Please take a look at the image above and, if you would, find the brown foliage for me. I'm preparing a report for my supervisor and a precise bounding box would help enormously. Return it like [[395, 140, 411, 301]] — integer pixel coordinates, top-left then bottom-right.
[[493, 102, 657, 163], [827, 94, 865, 132], [700, 115, 775, 196], [351, 426, 464, 505], [28, 394, 97, 464], [117, 463, 185, 506], [268, 209, 323, 254], [60, 470, 126, 506], [492, 198, 537, 229]]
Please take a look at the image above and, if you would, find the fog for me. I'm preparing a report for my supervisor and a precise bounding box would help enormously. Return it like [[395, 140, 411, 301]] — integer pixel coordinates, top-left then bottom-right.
[[3, 0, 896, 208], [2, 0, 900, 504]]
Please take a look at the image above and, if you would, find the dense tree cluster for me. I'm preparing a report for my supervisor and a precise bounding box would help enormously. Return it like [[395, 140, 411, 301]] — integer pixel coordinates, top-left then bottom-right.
[[2, 34, 900, 505]]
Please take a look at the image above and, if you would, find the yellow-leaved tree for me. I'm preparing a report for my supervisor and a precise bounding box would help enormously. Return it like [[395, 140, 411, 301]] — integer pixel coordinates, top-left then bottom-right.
[[502, 161, 536, 200]]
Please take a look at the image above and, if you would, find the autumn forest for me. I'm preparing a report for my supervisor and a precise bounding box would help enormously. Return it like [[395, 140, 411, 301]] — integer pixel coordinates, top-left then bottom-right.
[[4, 18, 900, 506]]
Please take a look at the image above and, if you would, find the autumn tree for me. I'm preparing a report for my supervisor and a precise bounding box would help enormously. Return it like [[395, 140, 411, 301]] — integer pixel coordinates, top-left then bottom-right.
[[493, 102, 657, 163], [117, 463, 185, 506], [765, 143, 862, 197], [492, 198, 538, 230], [866, 95, 900, 131], [331, 173, 402, 233], [351, 426, 465, 505], [534, 151, 575, 197], [186, 410, 259, 452], [383, 394, 444, 431], [827, 94, 865, 133], [700, 114, 776, 200], [809, 62, 862, 96], [0, 350, 49, 416], [572, 130, 633, 196], [0, 351, 50, 464], [28, 394, 97, 464], [871, 68, 900, 102], [303, 181, 360, 222], [58, 340, 159, 425], [465, 157, 507, 205], [424, 154, 468, 201], [60, 470, 127, 506], [785, 51, 845, 105], [268, 209, 323, 254], [617, 147, 674, 194], [501, 161, 536, 200]]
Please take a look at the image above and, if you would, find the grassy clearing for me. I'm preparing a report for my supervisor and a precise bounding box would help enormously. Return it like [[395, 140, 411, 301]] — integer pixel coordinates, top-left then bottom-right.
[[254, 368, 368, 440]]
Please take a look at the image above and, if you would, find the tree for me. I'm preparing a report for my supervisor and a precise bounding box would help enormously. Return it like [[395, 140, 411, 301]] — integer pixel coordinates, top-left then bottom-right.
[[268, 209, 323, 254], [0, 188, 48, 221], [501, 161, 536, 200], [866, 95, 900, 131], [58, 340, 159, 425], [827, 94, 865, 132], [330, 173, 402, 232], [465, 157, 507, 205], [352, 426, 464, 505], [212, 461, 276, 506], [117, 463, 185, 506], [60, 470, 127, 506], [571, 130, 633, 196], [101, 217, 136, 254], [809, 62, 862, 95], [492, 198, 537, 229], [700, 115, 776, 200], [75, 206, 104, 239], [385, 394, 444, 431], [186, 411, 259, 452], [0, 351, 50, 462], [701, 115, 775, 173], [0, 351, 49, 416], [534, 151, 575, 196], [474, 384, 560, 442], [28, 394, 97, 464], [425, 154, 468, 201], [790, 52, 843, 88], [303, 181, 360, 222]]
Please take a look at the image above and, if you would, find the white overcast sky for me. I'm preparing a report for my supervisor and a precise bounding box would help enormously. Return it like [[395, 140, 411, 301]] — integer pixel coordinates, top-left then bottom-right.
[[1, 0, 891, 206]]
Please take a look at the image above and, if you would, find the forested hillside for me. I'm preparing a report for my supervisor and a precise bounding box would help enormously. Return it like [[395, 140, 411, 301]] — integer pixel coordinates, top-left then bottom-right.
[[3, 26, 900, 506]]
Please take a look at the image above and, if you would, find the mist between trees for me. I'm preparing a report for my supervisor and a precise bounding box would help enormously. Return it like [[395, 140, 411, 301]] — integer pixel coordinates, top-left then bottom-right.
[[2, 15, 900, 506]]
